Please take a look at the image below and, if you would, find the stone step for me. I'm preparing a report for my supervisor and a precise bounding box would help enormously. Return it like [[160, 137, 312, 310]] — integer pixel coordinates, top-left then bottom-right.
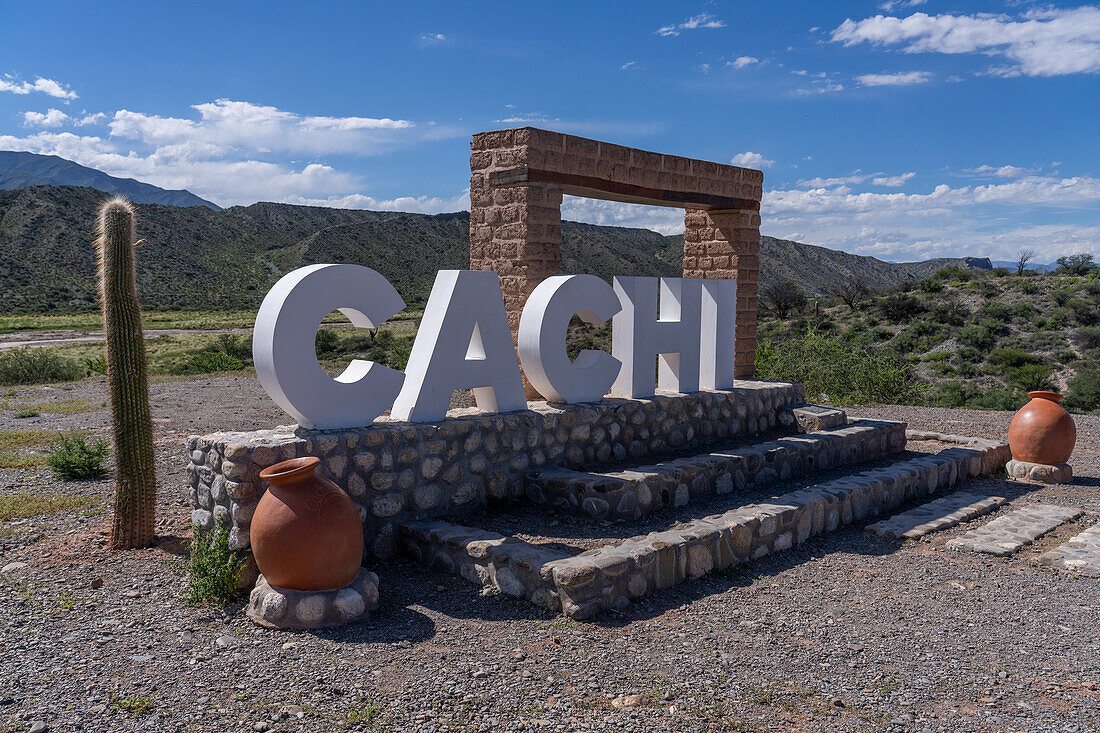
[[865, 492, 1007, 540], [403, 438, 1009, 619], [946, 504, 1085, 556], [524, 419, 907, 521], [1038, 522, 1100, 577]]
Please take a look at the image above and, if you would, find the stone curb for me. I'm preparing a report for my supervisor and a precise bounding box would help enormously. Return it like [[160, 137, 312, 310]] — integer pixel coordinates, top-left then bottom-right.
[[525, 420, 906, 521], [1039, 522, 1100, 577], [946, 504, 1084, 556]]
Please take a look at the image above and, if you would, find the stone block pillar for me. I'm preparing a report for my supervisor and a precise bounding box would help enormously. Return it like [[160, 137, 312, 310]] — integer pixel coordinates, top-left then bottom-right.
[[683, 208, 761, 378], [470, 130, 562, 396]]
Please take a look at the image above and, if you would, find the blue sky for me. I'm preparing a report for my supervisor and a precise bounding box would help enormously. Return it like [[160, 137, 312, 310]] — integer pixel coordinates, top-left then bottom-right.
[[2, 1, 1098, 263]]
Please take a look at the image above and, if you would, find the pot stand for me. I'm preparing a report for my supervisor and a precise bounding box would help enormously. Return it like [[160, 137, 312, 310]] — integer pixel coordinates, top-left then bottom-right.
[[247, 567, 379, 629], [1006, 459, 1073, 485]]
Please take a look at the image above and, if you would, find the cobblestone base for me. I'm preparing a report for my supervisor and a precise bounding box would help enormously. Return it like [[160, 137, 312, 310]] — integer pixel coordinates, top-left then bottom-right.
[[403, 438, 1010, 619], [1006, 459, 1073, 484], [526, 420, 906, 520], [947, 504, 1084, 556], [1039, 523, 1100, 577], [865, 492, 1007, 540], [186, 382, 805, 557], [246, 568, 380, 629]]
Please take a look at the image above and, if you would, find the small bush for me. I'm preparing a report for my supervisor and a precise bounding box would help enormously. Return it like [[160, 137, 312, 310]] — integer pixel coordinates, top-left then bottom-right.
[[756, 331, 925, 405], [1068, 298, 1100, 325], [1065, 364, 1100, 413], [1016, 279, 1039, 294], [315, 328, 341, 355], [880, 293, 924, 323], [0, 348, 84, 386], [1007, 363, 1054, 393], [82, 356, 107, 375], [958, 325, 995, 350], [46, 434, 109, 480], [14, 410, 39, 418], [1075, 326, 1100, 351], [183, 525, 248, 605], [917, 279, 943, 294], [934, 265, 973, 282], [987, 348, 1043, 369], [176, 351, 245, 374]]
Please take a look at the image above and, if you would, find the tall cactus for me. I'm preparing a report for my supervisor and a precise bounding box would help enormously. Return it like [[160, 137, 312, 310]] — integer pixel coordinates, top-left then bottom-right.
[[96, 198, 157, 549]]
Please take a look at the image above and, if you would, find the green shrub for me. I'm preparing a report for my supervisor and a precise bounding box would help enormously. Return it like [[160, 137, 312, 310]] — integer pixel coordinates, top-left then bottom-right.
[[1007, 363, 1054, 393], [183, 525, 248, 605], [315, 328, 340, 355], [82, 356, 107, 375], [46, 434, 109, 480], [917, 279, 943, 293], [756, 331, 924, 406], [921, 351, 951, 362], [930, 299, 968, 326], [958, 325, 995, 350], [1075, 326, 1100, 351], [0, 348, 84, 386], [987, 348, 1043, 369], [1067, 298, 1099, 325], [175, 351, 245, 374], [880, 293, 924, 323], [1055, 253, 1098, 276], [1065, 365, 1100, 413], [14, 410, 39, 418], [934, 265, 972, 282], [931, 382, 1020, 411], [1016, 279, 1039, 294]]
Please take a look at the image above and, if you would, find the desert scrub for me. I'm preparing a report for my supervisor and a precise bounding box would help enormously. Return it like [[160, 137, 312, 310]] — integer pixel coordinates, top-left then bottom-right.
[[0, 347, 84, 386], [1065, 364, 1100, 413], [756, 331, 924, 405], [0, 429, 63, 469], [46, 433, 110, 480], [184, 525, 249, 604]]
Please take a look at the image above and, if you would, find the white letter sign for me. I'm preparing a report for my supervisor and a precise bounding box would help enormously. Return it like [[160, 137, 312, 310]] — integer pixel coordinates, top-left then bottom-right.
[[518, 274, 622, 403], [700, 279, 737, 390], [252, 264, 406, 430], [390, 270, 526, 422], [610, 277, 703, 398]]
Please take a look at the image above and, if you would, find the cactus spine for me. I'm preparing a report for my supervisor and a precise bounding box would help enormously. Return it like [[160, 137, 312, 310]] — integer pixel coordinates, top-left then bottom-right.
[[97, 198, 157, 549]]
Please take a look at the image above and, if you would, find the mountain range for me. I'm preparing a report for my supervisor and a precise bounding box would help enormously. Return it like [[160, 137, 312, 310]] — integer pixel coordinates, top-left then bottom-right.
[[0, 151, 219, 209], [0, 152, 994, 313]]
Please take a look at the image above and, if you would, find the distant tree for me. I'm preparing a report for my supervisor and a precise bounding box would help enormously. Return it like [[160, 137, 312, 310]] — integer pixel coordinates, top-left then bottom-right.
[[1016, 248, 1036, 275], [830, 276, 870, 311], [762, 280, 807, 319], [1055, 253, 1098, 276]]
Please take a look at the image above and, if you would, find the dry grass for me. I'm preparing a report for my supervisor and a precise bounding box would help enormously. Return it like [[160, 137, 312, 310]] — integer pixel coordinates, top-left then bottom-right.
[[0, 490, 104, 520]]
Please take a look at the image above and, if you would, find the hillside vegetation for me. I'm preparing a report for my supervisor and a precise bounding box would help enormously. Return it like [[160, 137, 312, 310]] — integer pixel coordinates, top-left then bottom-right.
[[0, 184, 985, 314], [756, 262, 1100, 414]]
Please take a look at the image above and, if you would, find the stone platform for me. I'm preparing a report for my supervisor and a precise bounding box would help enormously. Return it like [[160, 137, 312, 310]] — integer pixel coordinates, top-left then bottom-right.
[[187, 382, 805, 558], [1006, 459, 1073, 484], [247, 568, 380, 629]]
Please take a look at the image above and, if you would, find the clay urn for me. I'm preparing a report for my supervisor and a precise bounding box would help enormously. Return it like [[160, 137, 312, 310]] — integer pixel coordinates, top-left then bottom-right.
[[251, 457, 364, 591], [1007, 391, 1076, 465]]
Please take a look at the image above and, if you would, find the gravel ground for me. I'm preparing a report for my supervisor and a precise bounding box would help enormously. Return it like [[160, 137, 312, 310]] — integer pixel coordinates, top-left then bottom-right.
[[1, 378, 1098, 733]]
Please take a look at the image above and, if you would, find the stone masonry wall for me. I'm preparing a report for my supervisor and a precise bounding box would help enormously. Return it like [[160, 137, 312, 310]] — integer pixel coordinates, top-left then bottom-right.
[[469, 127, 764, 385], [187, 382, 804, 559]]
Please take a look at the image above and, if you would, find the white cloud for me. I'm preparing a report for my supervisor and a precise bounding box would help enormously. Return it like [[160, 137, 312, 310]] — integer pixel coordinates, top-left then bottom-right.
[[964, 164, 1031, 178], [556, 171, 1100, 263], [620, 61, 637, 70], [107, 99, 418, 156], [872, 172, 916, 186], [75, 112, 107, 126], [799, 172, 870, 187], [879, 0, 926, 11], [832, 7, 1100, 77], [857, 70, 932, 86], [287, 191, 469, 214], [22, 109, 69, 127], [561, 196, 685, 235], [727, 56, 759, 70], [730, 151, 774, 168], [419, 32, 447, 45], [657, 14, 725, 37], [0, 76, 77, 100]]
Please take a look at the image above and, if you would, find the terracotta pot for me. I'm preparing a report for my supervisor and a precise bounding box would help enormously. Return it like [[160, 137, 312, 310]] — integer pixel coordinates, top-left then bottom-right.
[[1008, 391, 1076, 465], [251, 457, 363, 591]]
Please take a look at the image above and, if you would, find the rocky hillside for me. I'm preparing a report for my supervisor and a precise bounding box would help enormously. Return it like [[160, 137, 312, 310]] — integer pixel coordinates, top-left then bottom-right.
[[0, 184, 987, 313]]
